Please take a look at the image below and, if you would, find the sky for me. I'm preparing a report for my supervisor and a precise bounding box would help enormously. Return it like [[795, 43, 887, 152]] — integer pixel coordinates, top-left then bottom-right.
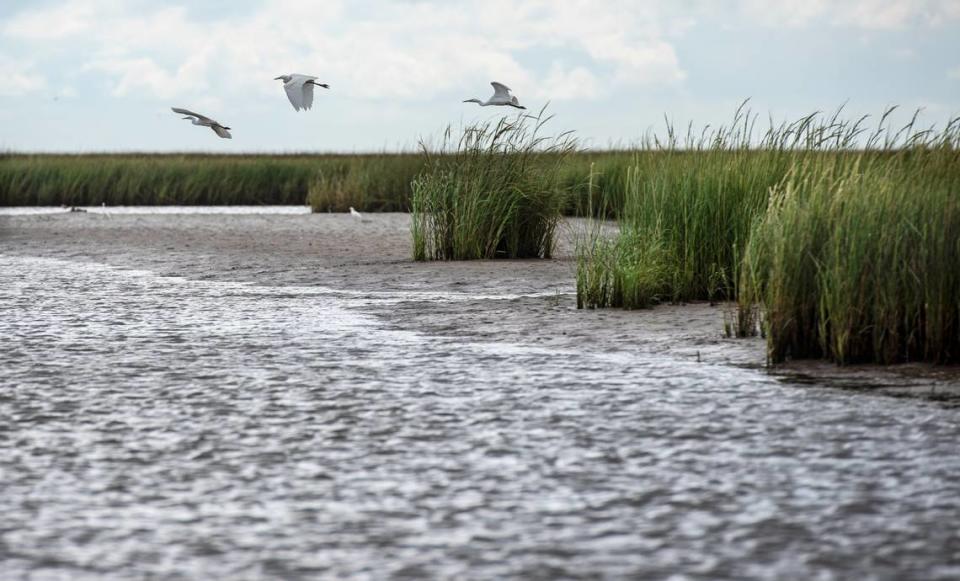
[[1, 0, 958, 152]]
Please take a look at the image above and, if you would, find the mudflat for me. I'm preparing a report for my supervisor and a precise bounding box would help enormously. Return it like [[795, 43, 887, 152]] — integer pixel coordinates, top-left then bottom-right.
[[2, 210, 955, 396]]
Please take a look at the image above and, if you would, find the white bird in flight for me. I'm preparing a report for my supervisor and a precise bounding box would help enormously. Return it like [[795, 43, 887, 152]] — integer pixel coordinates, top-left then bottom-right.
[[171, 107, 232, 139], [463, 82, 526, 109], [275, 74, 329, 111]]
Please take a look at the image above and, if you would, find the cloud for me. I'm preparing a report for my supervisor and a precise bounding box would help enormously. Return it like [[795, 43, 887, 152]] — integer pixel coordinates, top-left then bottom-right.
[[537, 64, 602, 100], [1, 0, 688, 103], [949, 66, 960, 79], [737, 0, 960, 29], [0, 56, 46, 97]]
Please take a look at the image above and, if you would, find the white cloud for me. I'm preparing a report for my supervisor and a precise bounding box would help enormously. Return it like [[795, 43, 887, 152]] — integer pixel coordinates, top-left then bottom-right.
[[948, 66, 960, 79], [1, 0, 688, 103], [538, 64, 602, 100], [0, 57, 46, 97], [738, 0, 960, 29]]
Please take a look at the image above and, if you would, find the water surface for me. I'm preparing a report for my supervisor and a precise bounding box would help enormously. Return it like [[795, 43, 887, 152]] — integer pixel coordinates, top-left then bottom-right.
[[2, 253, 959, 580]]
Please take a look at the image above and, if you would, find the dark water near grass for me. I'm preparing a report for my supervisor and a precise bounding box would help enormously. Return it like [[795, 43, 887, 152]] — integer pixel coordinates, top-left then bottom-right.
[[2, 254, 959, 580]]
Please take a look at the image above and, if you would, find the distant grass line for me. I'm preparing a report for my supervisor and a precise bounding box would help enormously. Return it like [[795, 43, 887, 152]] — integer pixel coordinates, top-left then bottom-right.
[[0, 150, 541, 209], [0, 153, 418, 208], [0, 150, 661, 213]]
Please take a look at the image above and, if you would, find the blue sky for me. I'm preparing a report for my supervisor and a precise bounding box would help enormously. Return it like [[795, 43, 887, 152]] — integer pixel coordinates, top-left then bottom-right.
[[1, 0, 958, 152]]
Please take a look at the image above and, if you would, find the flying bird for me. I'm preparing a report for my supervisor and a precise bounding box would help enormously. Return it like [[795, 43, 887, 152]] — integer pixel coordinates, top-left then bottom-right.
[[171, 107, 232, 139], [275, 74, 329, 111], [463, 82, 526, 109]]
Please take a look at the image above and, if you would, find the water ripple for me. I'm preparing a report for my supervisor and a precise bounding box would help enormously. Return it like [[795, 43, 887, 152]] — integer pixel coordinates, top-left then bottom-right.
[[1, 255, 959, 580]]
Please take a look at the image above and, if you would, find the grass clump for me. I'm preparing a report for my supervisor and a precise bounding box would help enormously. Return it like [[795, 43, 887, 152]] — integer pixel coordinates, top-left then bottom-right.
[[578, 103, 960, 365], [740, 130, 960, 364], [411, 109, 576, 260], [577, 103, 825, 309]]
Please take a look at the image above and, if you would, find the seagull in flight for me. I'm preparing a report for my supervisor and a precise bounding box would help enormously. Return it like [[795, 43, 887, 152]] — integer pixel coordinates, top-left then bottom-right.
[[463, 82, 526, 109], [171, 107, 232, 139], [275, 74, 329, 111]]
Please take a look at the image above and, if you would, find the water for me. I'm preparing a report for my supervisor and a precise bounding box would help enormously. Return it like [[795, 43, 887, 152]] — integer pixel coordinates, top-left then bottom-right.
[[0, 206, 311, 216], [2, 254, 959, 580]]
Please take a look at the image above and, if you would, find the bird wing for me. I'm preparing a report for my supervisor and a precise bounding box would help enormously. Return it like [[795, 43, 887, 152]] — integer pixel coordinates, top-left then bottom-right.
[[211, 125, 232, 139], [171, 107, 212, 123], [301, 82, 315, 110], [490, 82, 512, 98], [283, 80, 305, 111]]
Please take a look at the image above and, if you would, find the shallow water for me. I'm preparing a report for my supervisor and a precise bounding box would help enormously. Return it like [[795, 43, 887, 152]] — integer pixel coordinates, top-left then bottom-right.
[[2, 253, 960, 580], [0, 205, 311, 216]]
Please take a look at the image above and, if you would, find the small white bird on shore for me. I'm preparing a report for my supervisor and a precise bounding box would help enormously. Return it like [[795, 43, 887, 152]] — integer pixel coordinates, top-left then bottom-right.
[[171, 108, 232, 139], [463, 82, 526, 109], [275, 74, 329, 111], [349, 207, 362, 218]]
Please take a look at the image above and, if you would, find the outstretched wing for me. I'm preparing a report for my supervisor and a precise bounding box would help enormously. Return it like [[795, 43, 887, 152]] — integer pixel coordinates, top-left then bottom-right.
[[171, 107, 211, 123], [301, 82, 315, 110], [283, 80, 305, 111], [490, 82, 512, 99], [211, 125, 232, 139]]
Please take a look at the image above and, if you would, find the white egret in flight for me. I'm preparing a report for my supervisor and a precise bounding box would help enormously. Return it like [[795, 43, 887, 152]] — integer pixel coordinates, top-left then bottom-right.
[[274, 74, 329, 111], [171, 108, 232, 139], [463, 82, 526, 109]]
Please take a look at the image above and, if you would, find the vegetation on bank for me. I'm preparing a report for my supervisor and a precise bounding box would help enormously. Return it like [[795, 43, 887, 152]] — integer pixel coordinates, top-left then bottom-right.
[[0, 153, 422, 209], [411, 110, 576, 260], [0, 150, 645, 213], [576, 107, 960, 365]]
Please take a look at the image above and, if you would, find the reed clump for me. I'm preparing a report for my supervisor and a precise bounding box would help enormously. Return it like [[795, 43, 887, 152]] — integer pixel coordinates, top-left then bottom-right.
[[411, 109, 577, 260], [739, 129, 960, 364], [578, 104, 960, 365]]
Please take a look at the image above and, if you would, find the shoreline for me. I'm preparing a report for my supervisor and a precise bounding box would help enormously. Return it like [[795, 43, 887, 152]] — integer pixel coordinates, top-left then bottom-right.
[[2, 211, 957, 401]]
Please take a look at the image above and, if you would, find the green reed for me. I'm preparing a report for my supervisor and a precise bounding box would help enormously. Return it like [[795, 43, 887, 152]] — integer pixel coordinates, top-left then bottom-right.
[[739, 128, 960, 364], [578, 104, 960, 364], [411, 109, 577, 260]]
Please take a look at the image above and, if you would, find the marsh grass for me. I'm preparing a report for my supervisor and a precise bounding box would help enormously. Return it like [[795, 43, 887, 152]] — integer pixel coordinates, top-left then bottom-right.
[[2, 150, 633, 213], [740, 131, 960, 364], [411, 109, 577, 260], [306, 154, 423, 212], [578, 104, 960, 365], [0, 153, 427, 209]]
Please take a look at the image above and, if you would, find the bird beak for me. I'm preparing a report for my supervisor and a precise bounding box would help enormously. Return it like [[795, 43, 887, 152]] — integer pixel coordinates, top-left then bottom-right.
[[273, 76, 283, 80], [182, 116, 191, 120]]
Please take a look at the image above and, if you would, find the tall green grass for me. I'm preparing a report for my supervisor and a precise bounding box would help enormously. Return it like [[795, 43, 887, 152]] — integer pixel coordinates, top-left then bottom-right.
[[578, 106, 960, 364], [411, 110, 577, 260], [739, 133, 960, 364]]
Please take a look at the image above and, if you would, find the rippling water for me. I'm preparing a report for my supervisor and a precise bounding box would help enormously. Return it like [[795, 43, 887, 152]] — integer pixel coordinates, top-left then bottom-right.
[[0, 205, 312, 216], [2, 254, 959, 580]]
